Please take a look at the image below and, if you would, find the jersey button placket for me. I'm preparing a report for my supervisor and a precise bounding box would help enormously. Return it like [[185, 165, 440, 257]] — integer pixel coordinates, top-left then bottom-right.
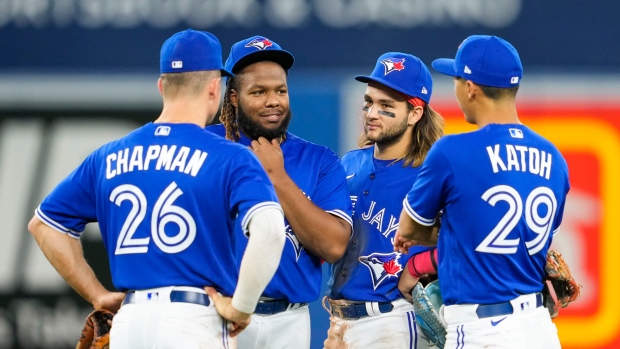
[[363, 190, 369, 196], [369, 173, 375, 180]]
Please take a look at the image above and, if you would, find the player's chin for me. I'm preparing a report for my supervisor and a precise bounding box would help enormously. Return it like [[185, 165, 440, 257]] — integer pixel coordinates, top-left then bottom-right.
[[259, 119, 284, 129], [365, 129, 382, 142]]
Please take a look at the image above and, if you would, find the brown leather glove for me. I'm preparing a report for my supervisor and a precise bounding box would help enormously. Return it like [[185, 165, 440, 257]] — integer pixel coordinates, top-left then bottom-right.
[[543, 249, 582, 318], [75, 310, 114, 349]]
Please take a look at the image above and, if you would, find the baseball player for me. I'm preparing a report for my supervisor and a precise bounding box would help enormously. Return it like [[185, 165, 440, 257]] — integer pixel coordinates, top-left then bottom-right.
[[207, 36, 353, 349], [394, 35, 568, 349], [27, 29, 286, 349], [324, 52, 444, 349]]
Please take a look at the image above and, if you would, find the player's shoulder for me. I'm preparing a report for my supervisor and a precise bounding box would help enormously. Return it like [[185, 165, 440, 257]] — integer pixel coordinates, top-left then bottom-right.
[[205, 123, 227, 137], [285, 132, 338, 158], [341, 147, 374, 173], [342, 146, 373, 164]]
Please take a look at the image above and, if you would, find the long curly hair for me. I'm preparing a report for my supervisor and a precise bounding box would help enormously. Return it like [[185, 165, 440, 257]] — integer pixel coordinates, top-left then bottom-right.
[[219, 76, 241, 141]]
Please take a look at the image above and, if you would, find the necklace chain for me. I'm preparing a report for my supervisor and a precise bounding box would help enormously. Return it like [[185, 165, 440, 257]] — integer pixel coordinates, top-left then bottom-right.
[[387, 155, 405, 167]]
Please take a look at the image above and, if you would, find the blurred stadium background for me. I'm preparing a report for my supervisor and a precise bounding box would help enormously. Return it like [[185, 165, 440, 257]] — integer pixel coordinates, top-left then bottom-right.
[[1, 0, 619, 348]]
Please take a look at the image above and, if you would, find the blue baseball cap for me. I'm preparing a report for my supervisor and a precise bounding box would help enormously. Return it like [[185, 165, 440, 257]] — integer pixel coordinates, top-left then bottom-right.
[[432, 35, 523, 88], [225, 36, 295, 74], [160, 29, 232, 77], [355, 52, 432, 103]]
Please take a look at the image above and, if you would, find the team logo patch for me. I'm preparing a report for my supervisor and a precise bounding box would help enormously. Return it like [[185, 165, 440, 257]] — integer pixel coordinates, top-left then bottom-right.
[[154, 126, 170, 136], [245, 38, 273, 50], [509, 128, 524, 138], [285, 225, 304, 261], [380, 58, 405, 75], [359, 252, 402, 289]]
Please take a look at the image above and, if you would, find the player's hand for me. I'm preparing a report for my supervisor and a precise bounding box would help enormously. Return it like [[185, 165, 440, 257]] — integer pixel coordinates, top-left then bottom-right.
[[398, 269, 419, 302], [393, 230, 418, 254], [249, 137, 286, 182], [205, 287, 251, 337], [92, 291, 125, 313]]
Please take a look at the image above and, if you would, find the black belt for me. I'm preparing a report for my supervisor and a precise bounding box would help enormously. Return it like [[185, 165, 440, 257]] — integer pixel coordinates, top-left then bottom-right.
[[475, 293, 543, 319], [255, 299, 308, 315], [331, 302, 394, 320], [123, 290, 210, 307]]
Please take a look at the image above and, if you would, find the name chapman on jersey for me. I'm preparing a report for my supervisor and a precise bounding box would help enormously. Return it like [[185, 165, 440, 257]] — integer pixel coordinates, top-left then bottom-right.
[[486, 144, 552, 179], [106, 145, 207, 179]]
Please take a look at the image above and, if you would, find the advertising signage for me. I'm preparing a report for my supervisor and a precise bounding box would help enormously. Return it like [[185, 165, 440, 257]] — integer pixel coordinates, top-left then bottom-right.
[[0, 0, 618, 71]]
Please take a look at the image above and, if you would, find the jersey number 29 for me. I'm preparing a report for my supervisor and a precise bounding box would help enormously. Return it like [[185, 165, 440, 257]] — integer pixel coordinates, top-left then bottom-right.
[[110, 182, 196, 255], [476, 185, 557, 255]]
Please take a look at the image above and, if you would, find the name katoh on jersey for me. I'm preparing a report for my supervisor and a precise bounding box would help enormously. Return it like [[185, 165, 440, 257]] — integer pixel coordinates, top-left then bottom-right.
[[207, 124, 353, 303], [36, 122, 281, 296], [327, 146, 433, 302], [404, 124, 570, 306]]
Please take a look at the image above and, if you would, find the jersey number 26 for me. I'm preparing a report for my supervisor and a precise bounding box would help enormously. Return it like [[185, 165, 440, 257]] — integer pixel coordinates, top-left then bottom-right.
[[110, 182, 196, 255]]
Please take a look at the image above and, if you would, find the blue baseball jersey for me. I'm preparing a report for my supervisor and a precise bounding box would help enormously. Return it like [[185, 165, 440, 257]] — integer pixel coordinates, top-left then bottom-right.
[[36, 122, 281, 296], [404, 124, 569, 306], [207, 124, 353, 303], [327, 147, 433, 302]]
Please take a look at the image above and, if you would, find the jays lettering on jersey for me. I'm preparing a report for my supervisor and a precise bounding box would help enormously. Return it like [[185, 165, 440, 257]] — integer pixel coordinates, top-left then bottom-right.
[[404, 124, 570, 306], [207, 124, 352, 303], [35, 123, 281, 296], [328, 147, 433, 302]]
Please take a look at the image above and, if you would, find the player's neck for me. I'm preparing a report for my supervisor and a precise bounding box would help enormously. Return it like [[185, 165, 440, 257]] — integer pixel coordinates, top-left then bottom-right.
[[156, 98, 209, 127], [373, 138, 408, 161], [474, 100, 521, 128]]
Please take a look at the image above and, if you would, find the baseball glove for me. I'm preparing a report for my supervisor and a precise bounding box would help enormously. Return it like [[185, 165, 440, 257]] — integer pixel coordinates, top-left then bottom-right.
[[543, 249, 582, 318], [75, 309, 114, 349], [412, 280, 446, 349]]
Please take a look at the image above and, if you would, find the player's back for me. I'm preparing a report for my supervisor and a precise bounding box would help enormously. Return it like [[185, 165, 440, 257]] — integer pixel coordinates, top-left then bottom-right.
[[433, 123, 569, 305], [89, 123, 277, 294]]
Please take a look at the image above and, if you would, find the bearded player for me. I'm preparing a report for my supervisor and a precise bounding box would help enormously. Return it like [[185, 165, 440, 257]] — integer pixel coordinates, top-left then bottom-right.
[[324, 52, 444, 349], [207, 36, 353, 349]]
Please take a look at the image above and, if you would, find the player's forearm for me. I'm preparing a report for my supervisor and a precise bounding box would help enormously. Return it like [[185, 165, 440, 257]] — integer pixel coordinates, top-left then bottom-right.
[[270, 174, 350, 263], [233, 207, 286, 313], [28, 217, 108, 305], [398, 209, 435, 243]]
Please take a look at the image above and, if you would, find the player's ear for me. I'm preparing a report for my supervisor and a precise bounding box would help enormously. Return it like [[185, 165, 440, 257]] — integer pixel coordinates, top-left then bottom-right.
[[466, 80, 477, 100], [407, 105, 423, 126], [230, 88, 239, 108], [207, 76, 221, 101], [157, 78, 164, 97]]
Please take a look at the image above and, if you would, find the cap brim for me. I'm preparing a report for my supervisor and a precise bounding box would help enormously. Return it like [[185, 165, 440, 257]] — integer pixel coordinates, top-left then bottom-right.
[[431, 58, 458, 77], [231, 50, 295, 74], [221, 68, 233, 77], [355, 75, 416, 100]]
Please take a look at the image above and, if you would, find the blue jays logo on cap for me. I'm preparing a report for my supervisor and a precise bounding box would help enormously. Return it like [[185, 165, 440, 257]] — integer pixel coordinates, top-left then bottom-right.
[[245, 37, 274, 50], [359, 252, 402, 290], [225, 36, 295, 74], [355, 52, 433, 103], [381, 58, 405, 75]]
